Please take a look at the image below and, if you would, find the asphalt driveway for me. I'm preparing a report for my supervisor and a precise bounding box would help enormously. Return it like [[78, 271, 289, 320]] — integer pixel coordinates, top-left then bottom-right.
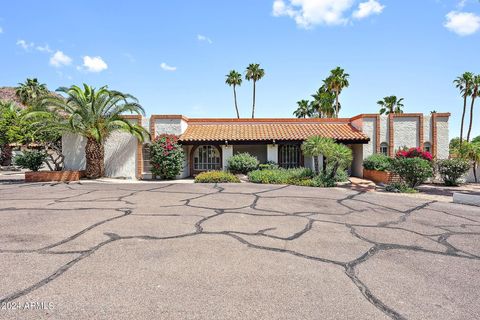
[[0, 182, 479, 320]]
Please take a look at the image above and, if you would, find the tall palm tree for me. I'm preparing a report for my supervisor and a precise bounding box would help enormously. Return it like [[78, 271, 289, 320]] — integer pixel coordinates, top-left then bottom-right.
[[377, 96, 405, 115], [324, 67, 349, 118], [311, 86, 337, 118], [225, 70, 242, 118], [466, 74, 480, 142], [293, 100, 312, 118], [15, 78, 48, 106], [39, 84, 148, 178], [454, 72, 474, 144], [245, 63, 265, 118]]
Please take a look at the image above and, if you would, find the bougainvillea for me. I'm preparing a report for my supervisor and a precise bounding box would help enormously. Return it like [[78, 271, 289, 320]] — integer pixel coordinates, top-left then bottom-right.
[[395, 147, 433, 161], [150, 134, 184, 179]]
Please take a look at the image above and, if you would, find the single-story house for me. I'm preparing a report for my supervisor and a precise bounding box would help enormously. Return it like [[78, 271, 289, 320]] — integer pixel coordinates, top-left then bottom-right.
[[62, 113, 450, 179]]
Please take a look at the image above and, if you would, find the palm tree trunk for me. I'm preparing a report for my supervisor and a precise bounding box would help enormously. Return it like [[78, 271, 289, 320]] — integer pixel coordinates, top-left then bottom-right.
[[233, 85, 240, 119], [251, 81, 256, 119], [85, 138, 104, 179], [335, 89, 339, 118], [460, 95, 467, 144], [0, 144, 13, 166], [474, 162, 478, 183], [467, 94, 476, 142]]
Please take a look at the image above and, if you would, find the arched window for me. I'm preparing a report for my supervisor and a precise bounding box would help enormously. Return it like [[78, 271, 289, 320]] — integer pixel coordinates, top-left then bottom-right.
[[423, 142, 431, 153], [193, 145, 221, 171], [380, 142, 388, 156]]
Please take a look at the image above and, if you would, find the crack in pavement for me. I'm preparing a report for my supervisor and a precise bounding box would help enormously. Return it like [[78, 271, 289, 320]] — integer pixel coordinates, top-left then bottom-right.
[[1, 182, 479, 319]]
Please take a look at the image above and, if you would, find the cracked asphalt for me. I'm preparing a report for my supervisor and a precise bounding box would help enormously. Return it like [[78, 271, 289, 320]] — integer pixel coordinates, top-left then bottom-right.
[[1, 182, 479, 320]]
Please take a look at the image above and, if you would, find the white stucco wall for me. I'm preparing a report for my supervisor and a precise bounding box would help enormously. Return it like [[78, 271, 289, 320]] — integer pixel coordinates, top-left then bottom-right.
[[361, 118, 375, 159], [393, 117, 419, 151], [62, 134, 86, 170], [424, 115, 432, 143], [267, 144, 278, 163], [178, 145, 191, 178], [103, 131, 138, 179], [436, 116, 449, 159], [154, 119, 184, 136], [62, 131, 138, 179], [221, 145, 233, 170], [379, 116, 389, 146]]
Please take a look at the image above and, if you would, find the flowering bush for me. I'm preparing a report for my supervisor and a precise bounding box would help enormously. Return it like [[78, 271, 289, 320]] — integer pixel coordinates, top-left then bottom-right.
[[396, 147, 433, 161], [150, 134, 184, 179]]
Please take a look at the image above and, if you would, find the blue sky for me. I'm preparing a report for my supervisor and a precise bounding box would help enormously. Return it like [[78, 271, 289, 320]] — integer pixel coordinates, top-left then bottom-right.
[[0, 0, 479, 138]]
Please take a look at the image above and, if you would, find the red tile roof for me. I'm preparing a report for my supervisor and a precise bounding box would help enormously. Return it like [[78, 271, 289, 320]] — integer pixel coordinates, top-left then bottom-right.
[[179, 119, 369, 143]]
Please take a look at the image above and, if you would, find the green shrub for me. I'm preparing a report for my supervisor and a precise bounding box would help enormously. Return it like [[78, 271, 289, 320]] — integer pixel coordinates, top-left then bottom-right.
[[258, 161, 279, 170], [391, 157, 433, 188], [194, 171, 240, 183], [311, 174, 336, 187], [333, 169, 349, 182], [437, 159, 470, 186], [14, 150, 47, 171], [150, 134, 184, 179], [227, 153, 259, 174], [363, 154, 392, 171], [385, 182, 417, 193], [248, 167, 314, 184]]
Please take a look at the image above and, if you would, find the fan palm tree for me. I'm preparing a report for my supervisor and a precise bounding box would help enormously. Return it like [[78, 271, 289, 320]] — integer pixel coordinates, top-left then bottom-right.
[[245, 63, 265, 118], [454, 72, 474, 144], [324, 67, 349, 118], [466, 74, 480, 142], [225, 70, 242, 118], [311, 86, 337, 118], [15, 78, 48, 106], [301, 136, 330, 174], [293, 100, 312, 118], [377, 96, 405, 115], [39, 84, 148, 178]]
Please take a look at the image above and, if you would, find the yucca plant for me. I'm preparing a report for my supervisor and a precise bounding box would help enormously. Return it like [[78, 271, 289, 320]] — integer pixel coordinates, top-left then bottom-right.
[[38, 84, 148, 178]]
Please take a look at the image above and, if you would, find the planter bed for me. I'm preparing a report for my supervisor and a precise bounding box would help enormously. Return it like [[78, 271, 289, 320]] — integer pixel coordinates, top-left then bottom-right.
[[363, 169, 400, 184], [25, 170, 85, 182]]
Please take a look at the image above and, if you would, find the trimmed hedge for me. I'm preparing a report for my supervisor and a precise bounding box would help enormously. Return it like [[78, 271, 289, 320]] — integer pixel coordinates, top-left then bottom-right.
[[194, 171, 240, 183], [363, 154, 392, 171], [248, 168, 314, 184], [227, 153, 259, 174]]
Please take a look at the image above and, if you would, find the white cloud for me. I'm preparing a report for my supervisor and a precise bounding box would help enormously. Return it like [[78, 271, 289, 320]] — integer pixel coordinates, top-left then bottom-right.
[[49, 50, 72, 67], [36, 44, 53, 53], [81, 56, 108, 72], [160, 62, 177, 72], [0, 27, 3, 34], [444, 11, 480, 36], [197, 34, 213, 44], [353, 0, 385, 19], [272, 0, 355, 28], [16, 39, 34, 50]]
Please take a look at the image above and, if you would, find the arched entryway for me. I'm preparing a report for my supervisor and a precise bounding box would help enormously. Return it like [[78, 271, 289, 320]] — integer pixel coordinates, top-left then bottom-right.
[[189, 145, 222, 176]]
